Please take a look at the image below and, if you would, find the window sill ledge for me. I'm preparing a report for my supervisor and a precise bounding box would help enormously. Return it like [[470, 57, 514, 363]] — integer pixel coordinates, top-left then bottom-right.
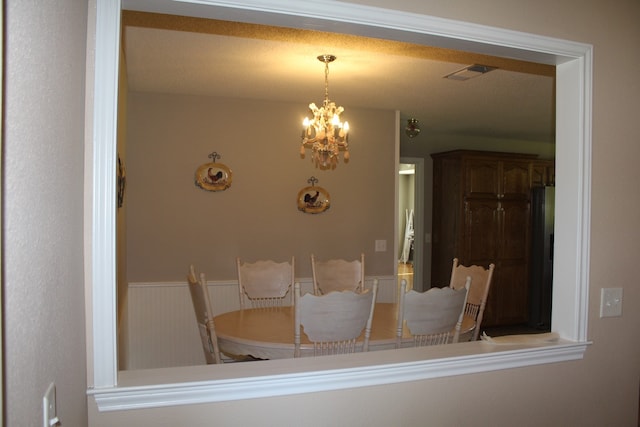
[[89, 339, 590, 412]]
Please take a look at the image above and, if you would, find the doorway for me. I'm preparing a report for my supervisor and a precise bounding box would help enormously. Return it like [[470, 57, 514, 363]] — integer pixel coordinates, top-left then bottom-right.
[[399, 157, 424, 291]]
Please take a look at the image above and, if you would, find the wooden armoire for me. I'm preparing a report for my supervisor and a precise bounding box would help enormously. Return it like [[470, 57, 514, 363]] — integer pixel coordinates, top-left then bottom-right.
[[430, 150, 554, 327]]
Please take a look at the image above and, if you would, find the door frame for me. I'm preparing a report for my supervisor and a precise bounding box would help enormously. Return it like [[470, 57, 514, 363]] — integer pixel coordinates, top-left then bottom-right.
[[399, 157, 424, 291]]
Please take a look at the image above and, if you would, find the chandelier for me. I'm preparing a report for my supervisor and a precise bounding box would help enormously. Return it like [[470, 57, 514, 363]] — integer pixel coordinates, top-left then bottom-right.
[[300, 54, 350, 170], [405, 118, 421, 138]]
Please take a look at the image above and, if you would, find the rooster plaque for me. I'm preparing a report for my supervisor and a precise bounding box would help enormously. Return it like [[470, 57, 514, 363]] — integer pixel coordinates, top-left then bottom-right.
[[195, 151, 232, 192], [297, 176, 330, 214]]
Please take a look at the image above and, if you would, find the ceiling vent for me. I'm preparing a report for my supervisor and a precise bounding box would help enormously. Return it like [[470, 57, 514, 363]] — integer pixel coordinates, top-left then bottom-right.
[[444, 64, 497, 81]]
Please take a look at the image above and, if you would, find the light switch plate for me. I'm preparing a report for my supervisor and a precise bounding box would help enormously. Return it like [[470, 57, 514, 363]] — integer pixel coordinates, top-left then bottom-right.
[[43, 382, 60, 427], [600, 287, 623, 318], [375, 240, 387, 252]]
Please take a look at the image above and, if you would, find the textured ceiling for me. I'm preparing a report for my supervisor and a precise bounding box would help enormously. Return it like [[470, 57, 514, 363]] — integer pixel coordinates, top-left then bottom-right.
[[123, 11, 555, 142]]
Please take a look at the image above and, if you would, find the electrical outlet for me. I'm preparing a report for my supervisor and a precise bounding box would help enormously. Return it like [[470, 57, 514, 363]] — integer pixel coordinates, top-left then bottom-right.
[[43, 382, 60, 427], [600, 287, 623, 318], [375, 239, 387, 252]]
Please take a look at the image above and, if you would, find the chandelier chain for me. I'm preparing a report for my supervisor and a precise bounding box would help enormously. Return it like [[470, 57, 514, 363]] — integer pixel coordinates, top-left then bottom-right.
[[324, 60, 330, 105]]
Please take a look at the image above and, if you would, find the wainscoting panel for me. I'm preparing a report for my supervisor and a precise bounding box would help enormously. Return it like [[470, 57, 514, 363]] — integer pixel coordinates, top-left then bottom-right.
[[125, 277, 397, 370], [126, 282, 204, 370]]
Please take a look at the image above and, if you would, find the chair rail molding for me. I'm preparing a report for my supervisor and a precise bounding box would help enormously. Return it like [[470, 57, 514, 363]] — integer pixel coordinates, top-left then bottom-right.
[[91, 341, 589, 411]]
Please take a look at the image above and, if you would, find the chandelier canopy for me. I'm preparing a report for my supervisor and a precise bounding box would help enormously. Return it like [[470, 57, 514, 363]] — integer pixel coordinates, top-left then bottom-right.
[[300, 54, 350, 170]]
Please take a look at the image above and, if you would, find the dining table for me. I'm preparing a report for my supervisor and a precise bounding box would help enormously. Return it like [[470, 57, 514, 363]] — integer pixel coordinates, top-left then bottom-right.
[[213, 303, 475, 360]]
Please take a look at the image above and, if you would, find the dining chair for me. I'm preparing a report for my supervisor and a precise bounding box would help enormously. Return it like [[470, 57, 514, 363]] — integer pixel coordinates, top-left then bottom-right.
[[449, 258, 495, 341], [310, 253, 365, 295], [236, 256, 295, 308], [396, 277, 470, 348], [294, 279, 378, 357], [187, 264, 222, 364]]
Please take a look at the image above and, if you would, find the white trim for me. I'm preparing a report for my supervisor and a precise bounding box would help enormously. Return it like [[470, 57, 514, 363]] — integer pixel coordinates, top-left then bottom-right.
[[91, 0, 121, 389], [400, 156, 425, 291], [91, 341, 589, 411], [124, 0, 588, 63], [89, 0, 592, 410]]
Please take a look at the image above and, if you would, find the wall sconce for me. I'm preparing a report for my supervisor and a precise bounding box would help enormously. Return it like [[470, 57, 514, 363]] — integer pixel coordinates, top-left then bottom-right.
[[405, 118, 420, 138]]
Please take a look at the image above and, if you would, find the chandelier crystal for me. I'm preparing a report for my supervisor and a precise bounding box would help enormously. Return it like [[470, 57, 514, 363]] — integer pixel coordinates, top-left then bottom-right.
[[300, 55, 350, 170]]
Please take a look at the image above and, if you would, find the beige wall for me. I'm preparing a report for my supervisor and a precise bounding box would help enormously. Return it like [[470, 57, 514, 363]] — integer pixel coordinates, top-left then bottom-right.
[[125, 93, 397, 281], [125, 79, 555, 291], [4, 1, 89, 426], [87, 362, 628, 426]]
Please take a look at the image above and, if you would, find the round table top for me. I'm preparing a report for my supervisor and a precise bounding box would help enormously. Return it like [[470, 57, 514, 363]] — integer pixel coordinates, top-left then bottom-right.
[[213, 303, 475, 360]]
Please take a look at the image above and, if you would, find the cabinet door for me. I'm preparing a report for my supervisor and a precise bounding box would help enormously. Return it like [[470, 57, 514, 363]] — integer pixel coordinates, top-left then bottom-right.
[[495, 200, 531, 325], [531, 160, 555, 187], [501, 160, 531, 200], [500, 200, 530, 261], [464, 159, 500, 199], [466, 158, 530, 200], [463, 199, 499, 264], [463, 200, 500, 326], [465, 200, 530, 326], [531, 163, 546, 188]]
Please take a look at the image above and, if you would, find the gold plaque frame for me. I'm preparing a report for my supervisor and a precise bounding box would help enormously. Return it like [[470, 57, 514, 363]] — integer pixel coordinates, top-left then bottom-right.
[[297, 185, 330, 214], [195, 162, 232, 192]]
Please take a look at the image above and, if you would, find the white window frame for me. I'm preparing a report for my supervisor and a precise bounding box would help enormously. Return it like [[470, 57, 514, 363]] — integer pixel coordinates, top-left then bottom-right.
[[87, 0, 591, 411]]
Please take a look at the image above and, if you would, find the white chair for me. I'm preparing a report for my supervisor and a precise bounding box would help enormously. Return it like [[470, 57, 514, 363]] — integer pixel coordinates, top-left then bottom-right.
[[236, 256, 295, 308], [294, 279, 378, 357], [449, 258, 495, 341], [310, 253, 365, 295], [396, 278, 470, 348], [187, 265, 222, 364]]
